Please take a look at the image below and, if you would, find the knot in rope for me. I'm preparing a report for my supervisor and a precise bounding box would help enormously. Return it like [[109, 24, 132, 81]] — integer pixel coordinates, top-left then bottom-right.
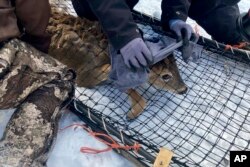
[[60, 123, 141, 154]]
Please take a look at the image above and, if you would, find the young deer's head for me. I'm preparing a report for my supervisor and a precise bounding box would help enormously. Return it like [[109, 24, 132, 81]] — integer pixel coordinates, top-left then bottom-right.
[[149, 54, 188, 94]]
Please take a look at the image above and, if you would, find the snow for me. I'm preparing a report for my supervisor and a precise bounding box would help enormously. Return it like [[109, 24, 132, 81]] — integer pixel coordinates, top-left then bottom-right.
[[0, 1, 250, 167], [0, 109, 15, 138], [47, 110, 135, 167]]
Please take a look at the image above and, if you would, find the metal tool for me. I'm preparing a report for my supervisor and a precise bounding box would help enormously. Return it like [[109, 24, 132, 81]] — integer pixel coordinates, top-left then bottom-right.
[[152, 40, 183, 64]]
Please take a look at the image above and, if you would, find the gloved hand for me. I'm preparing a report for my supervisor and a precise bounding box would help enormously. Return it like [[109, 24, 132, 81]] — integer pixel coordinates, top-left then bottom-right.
[[169, 19, 198, 44], [120, 38, 153, 69], [109, 45, 148, 92], [169, 19, 199, 63]]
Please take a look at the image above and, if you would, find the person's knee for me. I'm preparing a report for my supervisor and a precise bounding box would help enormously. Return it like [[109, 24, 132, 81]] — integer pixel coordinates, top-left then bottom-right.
[[197, 19, 241, 44], [195, 5, 241, 44]]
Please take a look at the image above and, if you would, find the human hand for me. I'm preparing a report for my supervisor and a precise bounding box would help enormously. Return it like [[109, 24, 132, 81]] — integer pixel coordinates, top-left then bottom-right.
[[120, 38, 153, 69], [169, 19, 198, 44], [169, 20, 199, 63]]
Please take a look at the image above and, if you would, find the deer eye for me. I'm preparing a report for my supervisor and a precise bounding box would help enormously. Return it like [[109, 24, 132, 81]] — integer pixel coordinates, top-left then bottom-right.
[[161, 74, 172, 82]]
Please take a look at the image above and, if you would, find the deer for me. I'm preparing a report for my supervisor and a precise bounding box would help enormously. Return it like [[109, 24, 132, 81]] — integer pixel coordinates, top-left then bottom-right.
[[48, 8, 187, 120]]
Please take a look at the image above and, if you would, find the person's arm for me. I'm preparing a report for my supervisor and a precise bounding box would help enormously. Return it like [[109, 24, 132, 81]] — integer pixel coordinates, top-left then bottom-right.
[[161, 0, 199, 64], [161, 0, 191, 31], [86, 0, 141, 50]]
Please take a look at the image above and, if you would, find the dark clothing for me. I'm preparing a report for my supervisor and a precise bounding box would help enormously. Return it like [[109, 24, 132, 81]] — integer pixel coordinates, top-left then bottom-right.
[[71, 0, 98, 21], [194, 4, 241, 44], [0, 0, 51, 53], [72, 0, 141, 50], [161, 0, 242, 44], [72, 0, 243, 46], [0, 0, 20, 42], [161, 0, 240, 25]]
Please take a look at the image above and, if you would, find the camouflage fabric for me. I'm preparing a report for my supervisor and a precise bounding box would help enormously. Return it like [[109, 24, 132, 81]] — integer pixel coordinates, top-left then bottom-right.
[[0, 39, 75, 166]]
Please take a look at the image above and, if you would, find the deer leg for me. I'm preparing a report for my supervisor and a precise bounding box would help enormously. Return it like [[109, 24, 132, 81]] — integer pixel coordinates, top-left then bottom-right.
[[126, 89, 146, 120]]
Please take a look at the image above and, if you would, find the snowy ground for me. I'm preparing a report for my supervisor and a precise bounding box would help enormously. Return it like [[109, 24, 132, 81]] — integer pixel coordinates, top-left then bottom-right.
[[47, 110, 135, 167], [0, 0, 250, 167]]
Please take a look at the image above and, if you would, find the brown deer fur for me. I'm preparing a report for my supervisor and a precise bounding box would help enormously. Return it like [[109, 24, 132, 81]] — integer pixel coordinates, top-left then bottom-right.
[[48, 8, 187, 120]]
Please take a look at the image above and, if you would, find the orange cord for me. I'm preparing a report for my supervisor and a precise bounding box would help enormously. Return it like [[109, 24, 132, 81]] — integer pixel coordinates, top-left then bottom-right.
[[225, 42, 249, 50], [60, 123, 141, 154]]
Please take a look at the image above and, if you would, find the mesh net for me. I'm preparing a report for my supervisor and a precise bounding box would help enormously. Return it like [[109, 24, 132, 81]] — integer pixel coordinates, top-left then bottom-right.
[[49, 1, 250, 166]]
